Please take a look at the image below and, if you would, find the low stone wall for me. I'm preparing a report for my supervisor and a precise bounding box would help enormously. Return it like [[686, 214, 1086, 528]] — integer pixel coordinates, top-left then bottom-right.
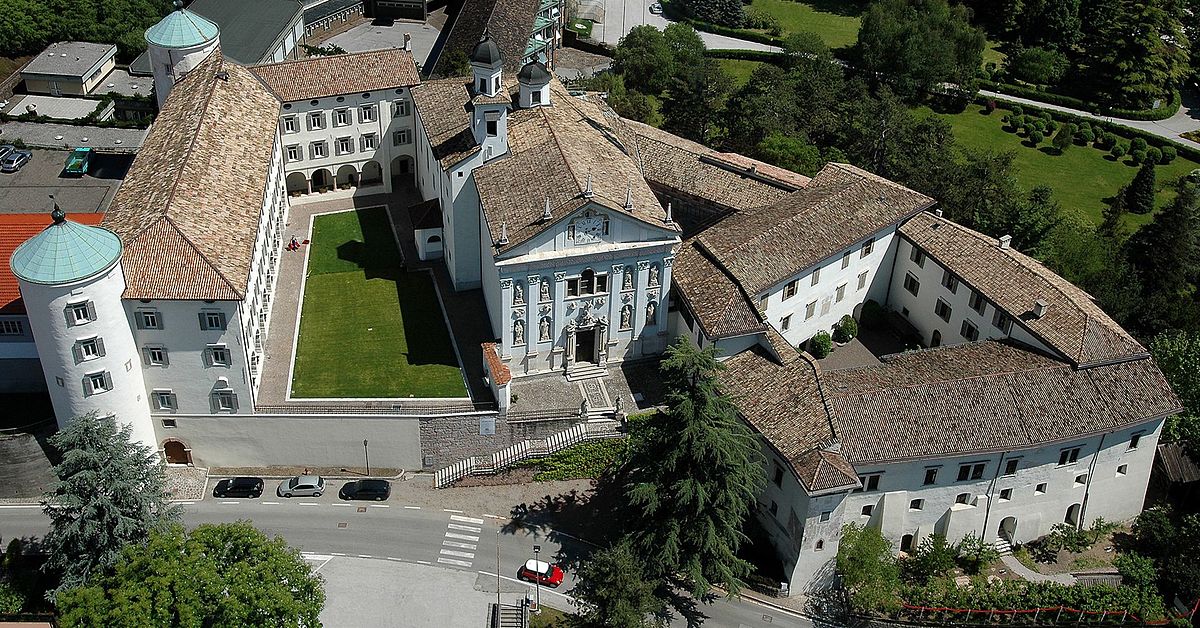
[[419, 412, 581, 470]]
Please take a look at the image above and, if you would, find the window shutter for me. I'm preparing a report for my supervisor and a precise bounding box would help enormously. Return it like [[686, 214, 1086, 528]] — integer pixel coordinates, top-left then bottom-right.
[[85, 301, 96, 321], [135, 313, 145, 330], [142, 347, 151, 365], [203, 348, 212, 367], [230, 393, 239, 411], [161, 347, 169, 366], [218, 313, 227, 330], [198, 313, 208, 330], [65, 306, 75, 327], [169, 393, 178, 409], [95, 337, 105, 357], [82, 376, 93, 395], [103, 372, 112, 391], [209, 392, 218, 414], [72, 342, 84, 364]]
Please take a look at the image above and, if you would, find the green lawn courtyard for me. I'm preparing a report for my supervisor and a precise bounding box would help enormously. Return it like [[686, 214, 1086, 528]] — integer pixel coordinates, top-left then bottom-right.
[[926, 104, 1200, 228], [290, 207, 467, 398], [748, 0, 862, 49], [716, 58, 766, 87]]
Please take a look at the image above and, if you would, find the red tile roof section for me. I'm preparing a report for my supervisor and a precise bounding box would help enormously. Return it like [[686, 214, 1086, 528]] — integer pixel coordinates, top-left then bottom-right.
[[1, 213, 104, 314]]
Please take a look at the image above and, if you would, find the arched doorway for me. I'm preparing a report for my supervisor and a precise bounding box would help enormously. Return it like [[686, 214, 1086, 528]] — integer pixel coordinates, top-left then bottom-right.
[[336, 164, 358, 188], [311, 168, 332, 192], [900, 534, 915, 553], [361, 160, 383, 186], [931, 330, 942, 347], [390, 155, 414, 186], [998, 516, 1017, 542], [163, 439, 191, 465], [1065, 503, 1082, 527], [286, 172, 309, 195]]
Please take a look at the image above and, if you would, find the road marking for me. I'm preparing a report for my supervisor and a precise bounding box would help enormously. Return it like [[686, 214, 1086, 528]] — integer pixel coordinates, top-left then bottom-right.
[[331, 552, 347, 556], [301, 553, 333, 561], [0, 505, 43, 509], [369, 504, 390, 508], [176, 501, 196, 506], [448, 523, 481, 533], [443, 508, 464, 513], [403, 505, 421, 509], [440, 549, 474, 559], [437, 557, 473, 567], [298, 503, 319, 507], [450, 514, 485, 525], [386, 557, 402, 561], [331, 503, 353, 507], [416, 560, 432, 565], [262, 501, 280, 505], [357, 554, 373, 558], [220, 501, 239, 505], [445, 532, 480, 542], [443, 540, 477, 550]]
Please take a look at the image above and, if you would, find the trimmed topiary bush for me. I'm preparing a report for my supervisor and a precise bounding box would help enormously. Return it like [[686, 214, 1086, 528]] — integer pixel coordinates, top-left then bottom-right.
[[809, 331, 832, 359], [1028, 130, 1044, 146], [1131, 137, 1148, 153], [1011, 105, 1023, 116], [1145, 147, 1162, 164], [1161, 145, 1177, 163], [1111, 144, 1127, 158], [833, 315, 858, 343], [1131, 149, 1147, 164]]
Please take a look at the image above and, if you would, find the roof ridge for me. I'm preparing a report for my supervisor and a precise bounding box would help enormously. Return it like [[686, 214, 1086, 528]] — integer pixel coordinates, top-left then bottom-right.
[[540, 106, 585, 197], [160, 215, 242, 297], [163, 54, 222, 213], [827, 352, 1069, 400], [248, 47, 400, 69]]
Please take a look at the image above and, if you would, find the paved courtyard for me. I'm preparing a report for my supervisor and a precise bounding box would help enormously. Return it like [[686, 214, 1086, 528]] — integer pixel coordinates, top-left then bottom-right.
[[326, 19, 442, 67], [0, 148, 131, 214]]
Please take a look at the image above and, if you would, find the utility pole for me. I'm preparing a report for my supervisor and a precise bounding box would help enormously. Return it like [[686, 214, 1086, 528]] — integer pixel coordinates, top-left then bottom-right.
[[532, 544, 541, 614], [496, 530, 501, 611], [363, 439, 370, 476]]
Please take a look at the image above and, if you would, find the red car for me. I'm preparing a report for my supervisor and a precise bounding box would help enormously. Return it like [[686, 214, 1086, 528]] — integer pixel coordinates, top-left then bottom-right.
[[517, 559, 565, 588]]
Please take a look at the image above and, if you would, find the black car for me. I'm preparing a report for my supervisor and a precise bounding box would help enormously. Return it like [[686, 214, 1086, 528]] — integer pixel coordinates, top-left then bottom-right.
[[213, 477, 264, 498], [339, 479, 391, 501]]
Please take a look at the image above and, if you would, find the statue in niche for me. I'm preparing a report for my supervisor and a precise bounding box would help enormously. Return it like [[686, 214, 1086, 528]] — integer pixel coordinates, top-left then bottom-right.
[[513, 320, 525, 345], [540, 279, 550, 302], [513, 283, 524, 305], [620, 304, 632, 329], [649, 264, 660, 287], [539, 317, 551, 341], [623, 267, 633, 290], [646, 301, 657, 325]]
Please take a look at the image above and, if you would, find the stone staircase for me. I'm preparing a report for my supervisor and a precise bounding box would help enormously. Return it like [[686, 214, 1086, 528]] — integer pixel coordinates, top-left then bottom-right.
[[994, 537, 1014, 557], [566, 363, 607, 382], [490, 603, 526, 628]]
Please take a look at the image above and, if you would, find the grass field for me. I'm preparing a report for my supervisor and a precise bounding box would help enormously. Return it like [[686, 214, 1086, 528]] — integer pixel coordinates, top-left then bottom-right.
[[748, 0, 862, 49], [926, 104, 1200, 228], [291, 207, 466, 398], [716, 59, 766, 87]]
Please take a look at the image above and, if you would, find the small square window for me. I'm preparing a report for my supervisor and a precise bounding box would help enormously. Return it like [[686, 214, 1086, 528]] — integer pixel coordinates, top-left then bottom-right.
[[393, 99, 410, 117], [960, 320, 979, 341], [810, 268, 820, 287], [79, 337, 101, 360], [286, 145, 301, 162], [214, 390, 237, 412], [282, 116, 298, 133], [360, 105, 376, 122], [1075, 474, 1088, 485], [780, 315, 791, 331], [861, 504, 874, 516], [337, 137, 354, 155], [153, 390, 176, 410], [935, 299, 952, 322], [1058, 447, 1081, 466], [207, 346, 231, 367], [1117, 464, 1128, 476], [486, 119, 498, 137], [941, 270, 959, 293], [137, 310, 161, 330], [820, 511, 831, 522], [783, 280, 798, 300], [923, 468, 938, 485], [955, 493, 970, 505], [999, 488, 1013, 501], [200, 311, 226, 331], [968, 289, 986, 314], [334, 108, 349, 126], [910, 247, 925, 267], [1035, 483, 1047, 495], [805, 300, 817, 320], [69, 301, 93, 325], [393, 128, 413, 145], [773, 464, 784, 487], [362, 133, 378, 150], [161, 418, 178, 428], [1004, 459, 1018, 476], [1129, 434, 1142, 450], [903, 273, 920, 296], [909, 499, 923, 511], [85, 371, 111, 395], [145, 346, 167, 366], [55, 376, 64, 388], [860, 237, 874, 258], [992, 309, 1013, 334]]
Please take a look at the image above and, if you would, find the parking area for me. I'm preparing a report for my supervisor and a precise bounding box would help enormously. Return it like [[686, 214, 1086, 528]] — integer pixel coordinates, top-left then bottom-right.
[[0, 148, 131, 214]]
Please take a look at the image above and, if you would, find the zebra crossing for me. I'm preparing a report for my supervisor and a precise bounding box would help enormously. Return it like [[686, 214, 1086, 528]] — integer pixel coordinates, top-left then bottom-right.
[[437, 515, 483, 568]]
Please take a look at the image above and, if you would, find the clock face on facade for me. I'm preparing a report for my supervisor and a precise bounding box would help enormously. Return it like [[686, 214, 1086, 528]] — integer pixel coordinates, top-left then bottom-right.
[[574, 216, 605, 244]]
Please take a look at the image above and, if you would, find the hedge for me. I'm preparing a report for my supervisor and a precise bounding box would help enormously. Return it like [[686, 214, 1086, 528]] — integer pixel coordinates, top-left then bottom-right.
[[704, 49, 787, 62], [660, 0, 784, 46], [1109, 90, 1182, 121], [979, 80, 1181, 122]]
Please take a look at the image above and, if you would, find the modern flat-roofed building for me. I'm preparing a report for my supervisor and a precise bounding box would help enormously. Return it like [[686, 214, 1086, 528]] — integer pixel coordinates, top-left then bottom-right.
[[21, 42, 118, 97]]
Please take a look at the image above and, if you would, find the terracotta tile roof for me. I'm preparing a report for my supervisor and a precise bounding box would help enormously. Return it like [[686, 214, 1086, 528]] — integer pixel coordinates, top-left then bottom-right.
[[411, 77, 481, 168], [431, 0, 539, 75], [825, 341, 1182, 464], [249, 48, 421, 102], [1, 213, 103, 314], [473, 83, 677, 254], [103, 52, 281, 300], [625, 119, 801, 212], [672, 241, 766, 339], [410, 199, 443, 230], [482, 342, 511, 385], [1156, 442, 1200, 484], [899, 212, 1146, 367], [793, 448, 861, 493], [696, 163, 934, 296]]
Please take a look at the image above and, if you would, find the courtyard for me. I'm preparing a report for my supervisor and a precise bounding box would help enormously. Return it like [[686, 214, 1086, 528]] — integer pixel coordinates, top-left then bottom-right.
[[289, 206, 468, 399]]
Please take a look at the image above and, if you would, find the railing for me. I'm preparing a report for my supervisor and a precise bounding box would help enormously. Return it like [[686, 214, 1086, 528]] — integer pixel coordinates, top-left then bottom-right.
[[880, 601, 1196, 626], [434, 420, 623, 488]]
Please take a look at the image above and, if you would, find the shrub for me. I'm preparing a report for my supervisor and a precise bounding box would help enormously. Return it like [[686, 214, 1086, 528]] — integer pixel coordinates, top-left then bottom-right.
[[985, 99, 997, 114], [1039, 111, 1053, 122], [1077, 129, 1095, 145], [1131, 137, 1148, 152], [1028, 130, 1044, 146], [904, 534, 957, 583], [1159, 145, 1176, 163], [1111, 144, 1127, 158], [518, 438, 630, 481], [1115, 553, 1158, 591], [1006, 46, 1069, 85], [1146, 147, 1162, 164], [1011, 105, 1023, 116], [832, 315, 858, 343], [744, 7, 782, 34], [957, 531, 1001, 575], [1131, 149, 1146, 164], [809, 331, 832, 358]]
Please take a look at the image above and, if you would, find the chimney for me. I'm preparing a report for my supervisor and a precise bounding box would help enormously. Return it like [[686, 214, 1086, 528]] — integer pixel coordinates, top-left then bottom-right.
[[998, 235, 1012, 250], [1032, 299, 1049, 319], [215, 70, 229, 81], [497, 222, 509, 246], [541, 196, 552, 221], [933, 207, 943, 217], [403, 33, 412, 51], [582, 172, 594, 199], [623, 184, 633, 211]]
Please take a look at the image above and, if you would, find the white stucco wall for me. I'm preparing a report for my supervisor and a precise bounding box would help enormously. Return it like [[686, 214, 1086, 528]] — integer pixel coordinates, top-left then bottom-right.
[[148, 37, 221, 109]]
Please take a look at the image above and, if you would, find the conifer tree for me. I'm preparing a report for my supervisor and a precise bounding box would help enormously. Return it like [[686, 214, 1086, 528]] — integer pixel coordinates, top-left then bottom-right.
[[571, 541, 667, 628], [1125, 162, 1157, 215]]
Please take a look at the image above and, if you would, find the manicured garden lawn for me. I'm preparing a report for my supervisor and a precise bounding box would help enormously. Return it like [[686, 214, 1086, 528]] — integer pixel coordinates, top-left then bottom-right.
[[565, 18, 593, 38], [925, 104, 1200, 228], [748, 0, 862, 49], [291, 208, 466, 398], [716, 58, 766, 87]]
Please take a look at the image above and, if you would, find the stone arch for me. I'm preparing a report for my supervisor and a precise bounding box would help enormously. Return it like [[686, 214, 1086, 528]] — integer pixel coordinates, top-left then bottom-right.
[[900, 534, 914, 553], [286, 171, 309, 195], [336, 164, 358, 188], [998, 516, 1017, 541], [931, 330, 942, 347], [162, 438, 192, 465], [361, 160, 383, 186], [311, 168, 332, 192], [1065, 503, 1082, 527], [390, 154, 414, 177]]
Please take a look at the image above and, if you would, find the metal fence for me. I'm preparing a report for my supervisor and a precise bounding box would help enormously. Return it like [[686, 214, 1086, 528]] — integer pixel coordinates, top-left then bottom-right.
[[433, 420, 622, 488]]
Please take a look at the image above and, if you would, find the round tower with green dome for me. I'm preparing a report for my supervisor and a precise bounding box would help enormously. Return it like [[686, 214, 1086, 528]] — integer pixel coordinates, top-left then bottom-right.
[[145, 0, 221, 109], [11, 202, 156, 451]]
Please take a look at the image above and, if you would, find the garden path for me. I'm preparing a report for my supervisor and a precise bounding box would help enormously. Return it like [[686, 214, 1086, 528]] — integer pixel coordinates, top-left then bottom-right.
[[999, 554, 1077, 585]]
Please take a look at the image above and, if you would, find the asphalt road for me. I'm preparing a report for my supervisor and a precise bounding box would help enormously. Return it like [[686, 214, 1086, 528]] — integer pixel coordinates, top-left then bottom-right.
[[0, 478, 812, 627]]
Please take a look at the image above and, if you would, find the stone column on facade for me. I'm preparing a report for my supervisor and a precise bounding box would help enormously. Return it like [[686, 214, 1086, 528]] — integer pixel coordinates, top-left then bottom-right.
[[554, 271, 567, 371], [499, 278, 513, 360], [634, 260, 650, 354], [609, 264, 623, 355], [658, 255, 675, 352], [597, 316, 609, 367], [526, 274, 540, 373]]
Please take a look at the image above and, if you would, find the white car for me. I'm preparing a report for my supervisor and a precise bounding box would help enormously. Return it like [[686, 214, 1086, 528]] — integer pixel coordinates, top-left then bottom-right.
[[277, 474, 326, 497], [649, 2, 663, 13]]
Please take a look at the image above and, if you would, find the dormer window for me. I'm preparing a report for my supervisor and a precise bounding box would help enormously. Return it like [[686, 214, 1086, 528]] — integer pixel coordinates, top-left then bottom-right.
[[486, 119, 498, 137], [494, 76, 500, 93], [531, 89, 542, 105], [478, 78, 487, 94]]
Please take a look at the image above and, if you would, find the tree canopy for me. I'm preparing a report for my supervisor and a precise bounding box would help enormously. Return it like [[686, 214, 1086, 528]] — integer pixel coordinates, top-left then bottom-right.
[[56, 522, 325, 628], [0, 0, 172, 59], [570, 541, 667, 628]]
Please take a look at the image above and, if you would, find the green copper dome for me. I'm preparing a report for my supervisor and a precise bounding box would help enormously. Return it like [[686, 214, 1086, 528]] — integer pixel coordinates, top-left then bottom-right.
[[11, 209, 122, 285], [145, 5, 219, 49]]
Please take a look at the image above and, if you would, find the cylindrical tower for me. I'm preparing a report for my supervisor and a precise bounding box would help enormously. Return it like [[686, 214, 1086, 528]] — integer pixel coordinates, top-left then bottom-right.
[[11, 208, 155, 451], [145, 0, 220, 109]]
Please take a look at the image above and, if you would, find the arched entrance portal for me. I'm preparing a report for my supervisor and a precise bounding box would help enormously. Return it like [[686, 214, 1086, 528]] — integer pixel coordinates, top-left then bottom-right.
[[901, 534, 915, 553], [311, 168, 332, 192], [390, 155, 414, 186], [336, 164, 357, 188], [998, 516, 1017, 542], [361, 160, 383, 186], [163, 439, 192, 465], [286, 172, 309, 195], [1065, 503, 1082, 527]]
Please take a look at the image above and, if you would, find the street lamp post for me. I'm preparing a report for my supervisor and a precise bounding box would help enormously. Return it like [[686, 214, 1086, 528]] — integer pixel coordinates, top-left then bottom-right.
[[363, 439, 370, 476], [496, 530, 501, 611], [532, 544, 541, 614]]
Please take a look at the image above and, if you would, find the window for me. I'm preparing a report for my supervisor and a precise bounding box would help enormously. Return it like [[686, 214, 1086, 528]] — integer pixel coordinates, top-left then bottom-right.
[[991, 309, 1013, 334], [359, 105, 376, 122], [1035, 483, 1047, 495], [213, 390, 238, 412], [805, 300, 817, 320], [910, 247, 926, 267], [486, 119, 498, 137], [955, 493, 970, 505], [842, 250, 852, 269], [282, 116, 297, 133], [968, 289, 986, 314], [903, 273, 920, 296], [1129, 433, 1142, 450], [286, 145, 301, 162], [307, 111, 324, 130], [853, 474, 880, 492], [815, 539, 825, 551], [960, 320, 979, 341], [144, 345, 167, 366], [393, 128, 413, 145], [337, 137, 354, 155], [0, 320, 23, 335], [334, 108, 350, 126], [780, 315, 791, 331], [820, 511, 831, 522], [935, 299, 952, 322], [153, 390, 176, 410], [858, 271, 869, 291], [783, 279, 798, 300], [958, 462, 986, 481], [923, 468, 938, 485], [758, 294, 768, 311], [361, 133, 378, 150], [836, 284, 846, 303], [531, 89, 542, 104], [1004, 459, 1019, 476], [909, 499, 924, 511], [207, 345, 231, 367], [773, 464, 784, 487], [393, 99, 410, 117], [999, 488, 1013, 501], [68, 301, 94, 325], [860, 237, 874, 257], [861, 504, 874, 516], [84, 371, 111, 395], [199, 311, 226, 331], [941, 269, 959, 293], [1058, 447, 1081, 466], [162, 418, 177, 428], [565, 270, 608, 297], [478, 78, 487, 93], [78, 337, 103, 360], [810, 268, 820, 287], [1117, 464, 1128, 476], [311, 141, 327, 159], [1075, 474, 1088, 485]]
